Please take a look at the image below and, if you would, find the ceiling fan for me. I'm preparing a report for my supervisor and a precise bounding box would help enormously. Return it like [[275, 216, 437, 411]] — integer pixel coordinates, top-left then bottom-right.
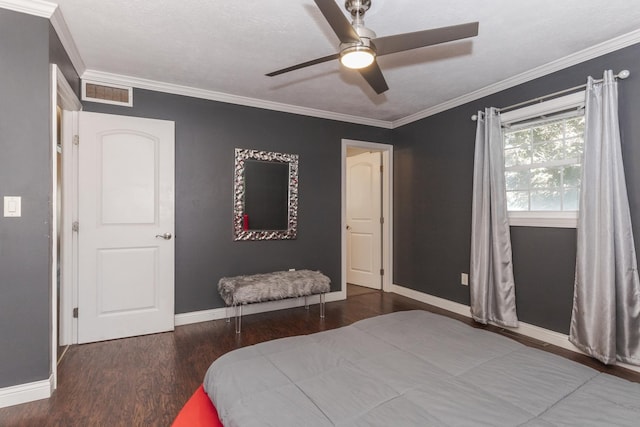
[[266, 0, 479, 95]]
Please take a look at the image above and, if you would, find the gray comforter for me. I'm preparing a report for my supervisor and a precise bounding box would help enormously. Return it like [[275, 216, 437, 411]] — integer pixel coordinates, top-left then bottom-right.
[[204, 310, 640, 426]]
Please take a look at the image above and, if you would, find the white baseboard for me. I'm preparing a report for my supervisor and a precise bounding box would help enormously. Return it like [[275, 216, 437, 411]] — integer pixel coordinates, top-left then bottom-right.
[[0, 375, 53, 409], [175, 290, 346, 326], [390, 284, 472, 318], [391, 283, 640, 374]]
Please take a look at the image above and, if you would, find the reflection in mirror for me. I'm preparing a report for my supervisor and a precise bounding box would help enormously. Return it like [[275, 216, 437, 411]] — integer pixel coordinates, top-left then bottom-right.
[[234, 148, 298, 241], [244, 160, 289, 230]]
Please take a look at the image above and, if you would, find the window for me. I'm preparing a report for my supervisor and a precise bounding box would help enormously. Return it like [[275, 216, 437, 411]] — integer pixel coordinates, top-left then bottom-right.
[[504, 115, 584, 210], [501, 92, 585, 227]]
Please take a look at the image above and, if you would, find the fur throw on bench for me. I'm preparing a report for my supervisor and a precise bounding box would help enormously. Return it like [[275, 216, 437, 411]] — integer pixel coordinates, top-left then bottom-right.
[[217, 270, 331, 306]]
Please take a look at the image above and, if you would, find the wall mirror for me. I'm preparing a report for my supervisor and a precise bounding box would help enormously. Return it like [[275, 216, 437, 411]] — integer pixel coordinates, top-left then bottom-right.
[[234, 148, 298, 240]]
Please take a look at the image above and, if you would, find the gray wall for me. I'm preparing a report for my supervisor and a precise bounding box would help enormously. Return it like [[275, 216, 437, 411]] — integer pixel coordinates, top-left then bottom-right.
[[83, 92, 392, 313], [0, 8, 80, 390], [393, 42, 640, 334], [0, 10, 51, 388]]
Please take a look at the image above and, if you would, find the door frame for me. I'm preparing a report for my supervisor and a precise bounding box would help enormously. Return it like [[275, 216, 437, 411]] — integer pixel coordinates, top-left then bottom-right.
[[58, 108, 79, 347], [341, 139, 393, 295], [51, 65, 82, 391]]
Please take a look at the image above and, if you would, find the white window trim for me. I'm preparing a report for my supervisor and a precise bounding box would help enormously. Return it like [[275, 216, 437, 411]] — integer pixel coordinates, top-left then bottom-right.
[[502, 91, 585, 228], [508, 211, 578, 228]]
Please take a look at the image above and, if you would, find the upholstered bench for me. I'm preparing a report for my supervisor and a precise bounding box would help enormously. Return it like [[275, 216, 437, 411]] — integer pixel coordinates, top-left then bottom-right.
[[217, 270, 330, 333]]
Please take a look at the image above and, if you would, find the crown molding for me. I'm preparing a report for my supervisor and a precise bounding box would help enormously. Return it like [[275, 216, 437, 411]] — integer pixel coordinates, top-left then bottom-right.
[[81, 69, 393, 129], [392, 28, 640, 128], [0, 0, 55, 17], [0, 0, 87, 75], [80, 28, 640, 130], [50, 5, 86, 75], [6, 1, 638, 130]]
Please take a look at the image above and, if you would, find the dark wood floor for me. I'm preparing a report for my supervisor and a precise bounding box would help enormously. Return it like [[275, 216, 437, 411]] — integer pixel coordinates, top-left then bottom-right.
[[1, 285, 639, 426], [346, 283, 381, 296]]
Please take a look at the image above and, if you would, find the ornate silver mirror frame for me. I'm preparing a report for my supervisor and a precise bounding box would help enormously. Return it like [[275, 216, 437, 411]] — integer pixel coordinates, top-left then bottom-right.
[[233, 148, 299, 241]]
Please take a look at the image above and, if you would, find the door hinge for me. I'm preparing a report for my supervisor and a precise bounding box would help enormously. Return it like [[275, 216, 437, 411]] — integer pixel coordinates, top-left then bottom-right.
[[380, 217, 384, 224], [73, 307, 78, 318], [380, 165, 383, 173], [72, 221, 79, 232], [380, 268, 384, 276], [73, 135, 79, 145]]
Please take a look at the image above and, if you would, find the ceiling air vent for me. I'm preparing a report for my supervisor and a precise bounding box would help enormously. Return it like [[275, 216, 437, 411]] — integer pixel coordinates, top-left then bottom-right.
[[82, 80, 133, 107]]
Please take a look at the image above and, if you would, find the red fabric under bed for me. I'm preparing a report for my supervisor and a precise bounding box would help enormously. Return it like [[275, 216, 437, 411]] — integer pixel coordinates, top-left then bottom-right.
[[171, 385, 223, 427]]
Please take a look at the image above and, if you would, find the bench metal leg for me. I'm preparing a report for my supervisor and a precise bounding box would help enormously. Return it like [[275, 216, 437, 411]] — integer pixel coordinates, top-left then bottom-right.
[[235, 305, 242, 334], [226, 292, 326, 334]]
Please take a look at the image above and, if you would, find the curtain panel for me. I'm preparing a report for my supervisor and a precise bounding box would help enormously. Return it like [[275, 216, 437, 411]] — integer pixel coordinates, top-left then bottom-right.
[[570, 70, 640, 365], [470, 108, 518, 328]]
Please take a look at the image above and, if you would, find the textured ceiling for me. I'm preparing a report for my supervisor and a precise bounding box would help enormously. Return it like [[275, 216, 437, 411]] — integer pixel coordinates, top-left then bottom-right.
[[52, 0, 640, 123]]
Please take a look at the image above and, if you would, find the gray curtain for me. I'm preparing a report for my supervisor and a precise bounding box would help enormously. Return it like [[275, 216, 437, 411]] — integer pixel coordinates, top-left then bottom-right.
[[470, 108, 518, 328], [569, 70, 640, 365]]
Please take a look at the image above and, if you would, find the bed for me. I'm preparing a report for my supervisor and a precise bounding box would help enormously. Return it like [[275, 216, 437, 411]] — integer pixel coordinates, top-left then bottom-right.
[[203, 310, 640, 426]]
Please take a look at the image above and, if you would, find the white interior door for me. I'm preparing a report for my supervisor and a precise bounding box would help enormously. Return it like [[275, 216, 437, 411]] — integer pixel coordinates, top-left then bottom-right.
[[78, 111, 175, 343], [346, 152, 382, 289]]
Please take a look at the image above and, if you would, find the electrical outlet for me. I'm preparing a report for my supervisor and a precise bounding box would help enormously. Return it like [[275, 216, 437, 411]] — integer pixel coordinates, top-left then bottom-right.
[[461, 273, 469, 286]]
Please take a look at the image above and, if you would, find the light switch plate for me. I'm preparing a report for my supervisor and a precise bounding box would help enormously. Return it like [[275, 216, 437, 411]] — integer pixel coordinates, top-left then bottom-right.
[[461, 273, 469, 286], [4, 196, 21, 217]]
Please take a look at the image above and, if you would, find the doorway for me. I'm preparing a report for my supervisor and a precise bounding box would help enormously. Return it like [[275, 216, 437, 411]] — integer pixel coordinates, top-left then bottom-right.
[[55, 71, 176, 357], [346, 149, 382, 290], [341, 139, 393, 298]]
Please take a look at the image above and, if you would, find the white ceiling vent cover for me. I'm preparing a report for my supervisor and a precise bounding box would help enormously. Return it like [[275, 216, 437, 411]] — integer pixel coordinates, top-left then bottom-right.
[[82, 80, 133, 107]]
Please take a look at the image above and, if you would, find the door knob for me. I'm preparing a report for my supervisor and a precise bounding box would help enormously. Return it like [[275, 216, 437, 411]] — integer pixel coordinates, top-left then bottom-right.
[[155, 232, 172, 240], [346, 225, 351, 230]]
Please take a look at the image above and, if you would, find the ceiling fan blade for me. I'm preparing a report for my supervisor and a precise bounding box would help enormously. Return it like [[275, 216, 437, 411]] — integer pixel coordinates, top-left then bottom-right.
[[266, 53, 340, 77], [313, 0, 361, 44], [373, 22, 479, 56], [358, 61, 389, 94]]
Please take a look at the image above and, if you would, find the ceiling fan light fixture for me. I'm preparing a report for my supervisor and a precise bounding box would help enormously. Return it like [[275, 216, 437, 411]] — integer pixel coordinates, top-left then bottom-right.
[[340, 46, 375, 69], [266, 0, 480, 95]]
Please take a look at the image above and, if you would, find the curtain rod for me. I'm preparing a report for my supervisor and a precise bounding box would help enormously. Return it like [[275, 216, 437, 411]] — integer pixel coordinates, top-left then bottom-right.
[[471, 69, 630, 121]]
